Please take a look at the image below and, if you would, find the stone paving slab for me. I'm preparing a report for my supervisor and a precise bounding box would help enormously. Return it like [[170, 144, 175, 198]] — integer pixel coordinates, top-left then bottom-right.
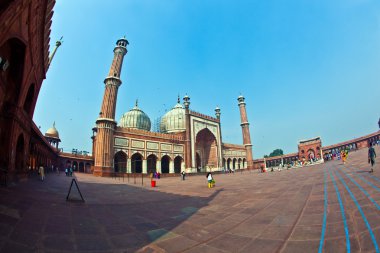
[[0, 146, 379, 252]]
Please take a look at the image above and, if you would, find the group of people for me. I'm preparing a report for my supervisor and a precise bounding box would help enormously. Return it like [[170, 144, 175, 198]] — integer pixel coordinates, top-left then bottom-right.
[[65, 166, 73, 177]]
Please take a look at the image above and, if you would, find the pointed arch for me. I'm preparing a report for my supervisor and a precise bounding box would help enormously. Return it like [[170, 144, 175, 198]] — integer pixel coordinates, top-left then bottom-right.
[[114, 151, 127, 173], [195, 128, 218, 171], [174, 156, 182, 173], [147, 154, 157, 173], [72, 161, 78, 171], [23, 83, 35, 116], [79, 162, 84, 173], [131, 152, 143, 173], [161, 155, 170, 174], [227, 158, 231, 170], [15, 134, 24, 171], [0, 38, 26, 107], [238, 158, 242, 169]]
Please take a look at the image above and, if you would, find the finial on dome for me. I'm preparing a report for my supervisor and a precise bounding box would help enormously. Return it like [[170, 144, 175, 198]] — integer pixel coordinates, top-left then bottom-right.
[[177, 94, 180, 104], [135, 99, 138, 107], [53, 121, 56, 128]]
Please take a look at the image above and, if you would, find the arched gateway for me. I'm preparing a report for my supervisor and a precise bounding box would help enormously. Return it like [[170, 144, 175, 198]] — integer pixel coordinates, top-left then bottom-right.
[[195, 128, 218, 171]]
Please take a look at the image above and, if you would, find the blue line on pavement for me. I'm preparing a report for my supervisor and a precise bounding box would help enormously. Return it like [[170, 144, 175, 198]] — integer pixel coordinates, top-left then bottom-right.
[[329, 169, 350, 252], [337, 168, 380, 210], [318, 169, 328, 253], [344, 166, 380, 193], [334, 169, 379, 253], [364, 173, 380, 184]]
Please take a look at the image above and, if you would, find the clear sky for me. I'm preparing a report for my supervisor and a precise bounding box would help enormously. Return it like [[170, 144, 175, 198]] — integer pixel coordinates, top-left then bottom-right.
[[34, 0, 380, 158]]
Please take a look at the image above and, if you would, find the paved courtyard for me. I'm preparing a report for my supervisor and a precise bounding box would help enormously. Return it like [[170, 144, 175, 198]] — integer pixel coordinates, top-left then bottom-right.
[[0, 146, 379, 253]]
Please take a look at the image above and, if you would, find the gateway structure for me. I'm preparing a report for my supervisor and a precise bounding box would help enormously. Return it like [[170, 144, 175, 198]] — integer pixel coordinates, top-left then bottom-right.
[[92, 38, 254, 176]]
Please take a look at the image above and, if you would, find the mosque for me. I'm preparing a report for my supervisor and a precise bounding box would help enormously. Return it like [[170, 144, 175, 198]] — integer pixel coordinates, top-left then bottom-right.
[[92, 38, 254, 176], [1, 1, 379, 183]]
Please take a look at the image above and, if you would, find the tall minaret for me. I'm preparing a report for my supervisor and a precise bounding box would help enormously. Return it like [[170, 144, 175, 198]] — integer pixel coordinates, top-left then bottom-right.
[[183, 95, 192, 171], [94, 37, 129, 176], [237, 95, 254, 169]]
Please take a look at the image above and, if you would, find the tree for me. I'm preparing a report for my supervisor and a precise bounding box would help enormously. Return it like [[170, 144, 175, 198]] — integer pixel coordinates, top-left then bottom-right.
[[266, 149, 284, 158]]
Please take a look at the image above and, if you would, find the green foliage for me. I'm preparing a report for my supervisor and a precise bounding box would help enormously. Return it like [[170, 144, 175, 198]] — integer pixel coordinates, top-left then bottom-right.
[[266, 149, 284, 158]]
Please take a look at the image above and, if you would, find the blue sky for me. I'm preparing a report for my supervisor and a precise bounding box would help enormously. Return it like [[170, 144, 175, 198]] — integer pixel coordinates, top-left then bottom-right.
[[34, 0, 380, 157]]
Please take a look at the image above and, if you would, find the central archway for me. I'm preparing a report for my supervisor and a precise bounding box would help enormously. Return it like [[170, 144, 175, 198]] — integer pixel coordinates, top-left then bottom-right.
[[307, 149, 315, 161], [195, 128, 218, 171]]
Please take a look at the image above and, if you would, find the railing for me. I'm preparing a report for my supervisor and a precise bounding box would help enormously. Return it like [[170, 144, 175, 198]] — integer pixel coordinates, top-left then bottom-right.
[[190, 110, 219, 122]]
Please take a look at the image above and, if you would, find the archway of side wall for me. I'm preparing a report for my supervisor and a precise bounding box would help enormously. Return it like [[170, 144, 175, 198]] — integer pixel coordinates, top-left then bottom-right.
[[174, 156, 183, 173], [131, 152, 143, 173], [161, 155, 171, 174], [114, 151, 127, 173], [15, 134, 25, 171], [0, 38, 26, 170], [147, 154, 157, 174]]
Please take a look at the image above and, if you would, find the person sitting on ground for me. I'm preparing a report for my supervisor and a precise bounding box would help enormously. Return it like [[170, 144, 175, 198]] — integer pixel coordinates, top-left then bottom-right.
[[368, 142, 377, 173]]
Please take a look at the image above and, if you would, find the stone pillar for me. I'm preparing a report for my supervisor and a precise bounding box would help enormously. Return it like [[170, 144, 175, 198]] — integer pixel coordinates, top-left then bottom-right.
[[156, 160, 161, 173], [94, 37, 129, 177], [142, 159, 147, 174], [169, 160, 174, 173], [237, 95, 254, 170], [183, 95, 192, 170], [127, 158, 131, 173]]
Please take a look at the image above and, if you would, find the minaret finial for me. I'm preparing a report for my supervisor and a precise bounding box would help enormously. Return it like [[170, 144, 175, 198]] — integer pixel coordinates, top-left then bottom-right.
[[48, 37, 63, 69], [135, 99, 138, 107], [177, 94, 180, 104]]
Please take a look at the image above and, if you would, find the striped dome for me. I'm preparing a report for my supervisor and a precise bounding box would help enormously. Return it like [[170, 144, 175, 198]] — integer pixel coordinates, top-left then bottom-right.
[[119, 102, 151, 131], [160, 102, 185, 133]]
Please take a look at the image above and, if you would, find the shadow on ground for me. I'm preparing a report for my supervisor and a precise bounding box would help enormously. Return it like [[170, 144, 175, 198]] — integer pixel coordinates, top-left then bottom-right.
[[0, 173, 222, 253]]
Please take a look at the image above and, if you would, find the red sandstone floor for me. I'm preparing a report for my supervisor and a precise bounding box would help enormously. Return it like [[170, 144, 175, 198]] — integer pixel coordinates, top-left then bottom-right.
[[0, 146, 379, 253]]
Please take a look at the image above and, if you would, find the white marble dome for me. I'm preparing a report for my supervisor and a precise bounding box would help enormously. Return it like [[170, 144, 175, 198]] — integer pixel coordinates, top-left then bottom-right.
[[45, 122, 59, 138], [119, 102, 151, 131], [160, 101, 185, 133]]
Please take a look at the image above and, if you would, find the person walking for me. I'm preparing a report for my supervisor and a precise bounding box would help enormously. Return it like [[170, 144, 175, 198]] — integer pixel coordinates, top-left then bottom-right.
[[181, 171, 186, 181], [369, 142, 377, 173], [39, 165, 45, 181]]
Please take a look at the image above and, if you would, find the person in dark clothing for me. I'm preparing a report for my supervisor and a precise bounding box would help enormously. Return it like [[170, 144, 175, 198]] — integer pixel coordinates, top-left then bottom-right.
[[368, 142, 377, 173]]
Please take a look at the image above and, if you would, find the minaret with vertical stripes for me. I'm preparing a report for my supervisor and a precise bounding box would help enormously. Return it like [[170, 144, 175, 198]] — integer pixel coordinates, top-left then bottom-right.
[[93, 37, 128, 176], [238, 95, 254, 169]]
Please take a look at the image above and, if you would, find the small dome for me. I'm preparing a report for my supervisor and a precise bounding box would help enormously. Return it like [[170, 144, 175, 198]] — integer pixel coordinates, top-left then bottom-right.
[[119, 101, 151, 131], [160, 100, 186, 133], [45, 122, 59, 138]]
